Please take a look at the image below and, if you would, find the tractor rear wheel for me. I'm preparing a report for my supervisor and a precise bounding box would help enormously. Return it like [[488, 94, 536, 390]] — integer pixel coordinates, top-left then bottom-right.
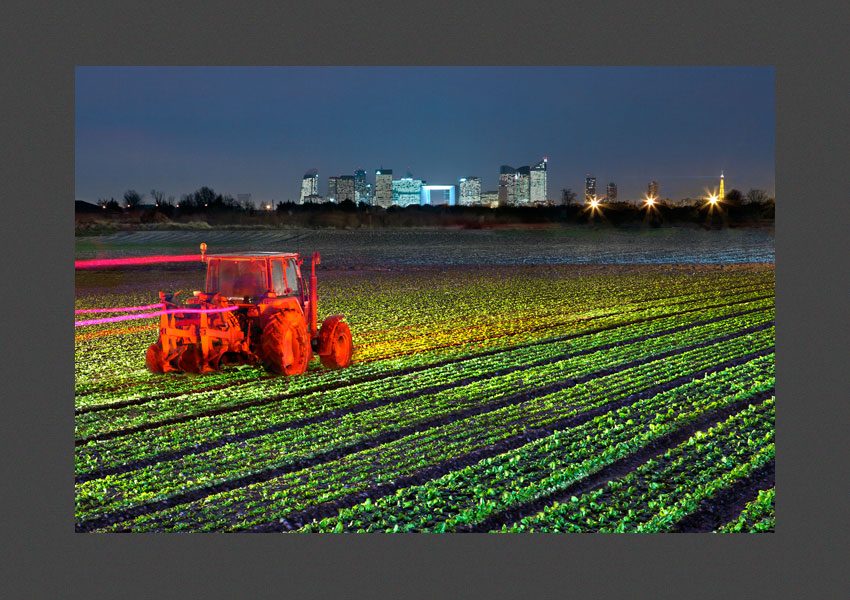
[[145, 342, 165, 373], [320, 321, 353, 369], [261, 312, 311, 375]]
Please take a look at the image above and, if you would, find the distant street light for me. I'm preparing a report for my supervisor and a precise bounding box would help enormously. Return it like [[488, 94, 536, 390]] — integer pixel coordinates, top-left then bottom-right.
[[585, 195, 603, 217]]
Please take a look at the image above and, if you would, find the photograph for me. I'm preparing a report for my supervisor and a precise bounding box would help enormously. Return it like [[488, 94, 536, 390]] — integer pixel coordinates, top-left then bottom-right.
[[74, 66, 775, 533]]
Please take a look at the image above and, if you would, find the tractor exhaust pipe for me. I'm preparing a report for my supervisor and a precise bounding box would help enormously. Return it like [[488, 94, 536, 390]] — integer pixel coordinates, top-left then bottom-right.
[[310, 251, 321, 337]]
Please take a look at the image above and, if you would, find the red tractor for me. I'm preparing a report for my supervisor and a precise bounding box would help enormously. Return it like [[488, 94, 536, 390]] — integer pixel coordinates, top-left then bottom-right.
[[145, 243, 353, 375]]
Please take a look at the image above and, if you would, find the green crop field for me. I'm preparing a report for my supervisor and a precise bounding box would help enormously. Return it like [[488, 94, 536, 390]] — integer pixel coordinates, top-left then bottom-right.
[[75, 251, 775, 533]]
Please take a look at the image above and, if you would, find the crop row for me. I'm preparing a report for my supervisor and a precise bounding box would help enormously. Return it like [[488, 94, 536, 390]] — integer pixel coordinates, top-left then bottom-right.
[[716, 488, 776, 533], [75, 315, 773, 478], [100, 353, 774, 532], [299, 359, 775, 533], [350, 282, 772, 362], [73, 280, 770, 407], [74, 270, 773, 403], [501, 398, 775, 532], [74, 287, 773, 425], [76, 328, 773, 526], [76, 301, 774, 443]]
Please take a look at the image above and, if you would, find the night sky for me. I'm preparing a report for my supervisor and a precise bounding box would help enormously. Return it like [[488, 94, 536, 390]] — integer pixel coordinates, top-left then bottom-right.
[[75, 67, 774, 205]]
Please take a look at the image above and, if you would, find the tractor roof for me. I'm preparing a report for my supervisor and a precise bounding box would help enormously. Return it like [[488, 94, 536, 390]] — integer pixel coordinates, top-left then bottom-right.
[[208, 251, 300, 259]]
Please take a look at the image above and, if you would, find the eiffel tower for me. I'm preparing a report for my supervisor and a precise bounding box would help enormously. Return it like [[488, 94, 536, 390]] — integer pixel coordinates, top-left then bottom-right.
[[719, 171, 725, 201]]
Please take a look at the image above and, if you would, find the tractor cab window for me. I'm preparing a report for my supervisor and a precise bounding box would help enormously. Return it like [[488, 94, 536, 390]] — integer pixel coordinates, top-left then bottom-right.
[[211, 259, 268, 299], [271, 258, 300, 296], [286, 259, 300, 295]]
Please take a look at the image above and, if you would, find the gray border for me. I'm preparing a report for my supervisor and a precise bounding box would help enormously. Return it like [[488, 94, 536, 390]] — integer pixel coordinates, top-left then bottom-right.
[[3, 0, 848, 598]]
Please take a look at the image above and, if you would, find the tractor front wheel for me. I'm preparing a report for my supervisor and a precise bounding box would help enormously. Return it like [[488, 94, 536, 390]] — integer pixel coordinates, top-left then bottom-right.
[[145, 342, 166, 373], [261, 312, 311, 375], [320, 321, 353, 369]]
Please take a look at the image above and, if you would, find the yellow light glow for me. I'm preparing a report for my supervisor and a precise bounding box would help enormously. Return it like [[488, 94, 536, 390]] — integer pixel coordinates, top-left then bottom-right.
[[644, 195, 656, 208], [589, 198, 600, 209]]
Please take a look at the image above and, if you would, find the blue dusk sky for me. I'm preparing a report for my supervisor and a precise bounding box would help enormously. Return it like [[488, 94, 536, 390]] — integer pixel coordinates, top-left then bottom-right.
[[75, 66, 774, 204]]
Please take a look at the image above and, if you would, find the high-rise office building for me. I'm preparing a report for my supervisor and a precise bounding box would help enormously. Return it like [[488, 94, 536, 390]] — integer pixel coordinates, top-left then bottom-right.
[[299, 171, 319, 204], [498, 165, 516, 207], [374, 169, 393, 208], [354, 169, 370, 204], [514, 166, 531, 205], [459, 177, 482, 206], [647, 180, 659, 199], [392, 176, 423, 207], [327, 176, 340, 202], [337, 175, 355, 203], [530, 158, 548, 204], [606, 182, 617, 202], [585, 175, 597, 202]]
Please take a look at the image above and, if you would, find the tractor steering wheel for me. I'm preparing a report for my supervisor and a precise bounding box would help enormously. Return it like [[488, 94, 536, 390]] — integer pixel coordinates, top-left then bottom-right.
[[168, 290, 186, 306]]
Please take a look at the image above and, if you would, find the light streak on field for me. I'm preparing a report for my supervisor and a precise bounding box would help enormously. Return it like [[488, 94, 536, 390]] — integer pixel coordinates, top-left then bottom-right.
[[75, 303, 163, 314], [75, 254, 201, 269], [76, 323, 158, 342], [74, 305, 238, 327]]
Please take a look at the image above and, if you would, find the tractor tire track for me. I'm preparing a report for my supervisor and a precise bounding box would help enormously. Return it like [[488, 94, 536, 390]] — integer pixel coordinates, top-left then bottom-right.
[[457, 390, 775, 532], [76, 307, 773, 449], [671, 460, 776, 533], [76, 345, 773, 531], [74, 282, 771, 408]]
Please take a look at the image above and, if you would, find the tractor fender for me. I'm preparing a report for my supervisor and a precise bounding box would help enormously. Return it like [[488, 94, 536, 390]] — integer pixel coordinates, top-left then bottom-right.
[[317, 314, 347, 356]]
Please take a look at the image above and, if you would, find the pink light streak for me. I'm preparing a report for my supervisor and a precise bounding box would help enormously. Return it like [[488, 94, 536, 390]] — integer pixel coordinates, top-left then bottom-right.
[[74, 303, 163, 314], [75, 305, 238, 328], [75, 254, 201, 269]]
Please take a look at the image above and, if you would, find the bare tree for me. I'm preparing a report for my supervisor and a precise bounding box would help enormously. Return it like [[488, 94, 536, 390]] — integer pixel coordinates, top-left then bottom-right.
[[745, 189, 769, 205], [562, 188, 577, 207], [150, 189, 165, 206], [123, 189, 143, 208]]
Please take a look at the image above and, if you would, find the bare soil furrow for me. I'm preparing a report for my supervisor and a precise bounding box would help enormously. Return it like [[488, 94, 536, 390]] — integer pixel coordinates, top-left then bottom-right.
[[671, 461, 775, 532], [460, 390, 775, 532]]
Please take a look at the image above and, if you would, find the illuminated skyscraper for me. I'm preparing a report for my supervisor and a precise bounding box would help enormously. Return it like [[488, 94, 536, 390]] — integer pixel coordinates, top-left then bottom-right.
[[337, 175, 355, 203], [498, 165, 516, 206], [354, 169, 370, 204], [530, 158, 548, 204], [374, 169, 393, 208], [392, 176, 423, 207], [299, 170, 319, 204], [606, 182, 617, 202], [515, 166, 531, 205], [459, 177, 482, 206], [327, 176, 339, 202], [585, 175, 597, 202], [647, 180, 659, 199]]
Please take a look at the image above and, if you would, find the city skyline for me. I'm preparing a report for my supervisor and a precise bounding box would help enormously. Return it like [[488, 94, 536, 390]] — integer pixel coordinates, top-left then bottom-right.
[[76, 67, 774, 204]]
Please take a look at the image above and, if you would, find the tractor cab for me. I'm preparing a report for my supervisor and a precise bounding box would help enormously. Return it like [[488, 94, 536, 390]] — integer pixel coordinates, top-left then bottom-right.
[[204, 252, 303, 305]]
